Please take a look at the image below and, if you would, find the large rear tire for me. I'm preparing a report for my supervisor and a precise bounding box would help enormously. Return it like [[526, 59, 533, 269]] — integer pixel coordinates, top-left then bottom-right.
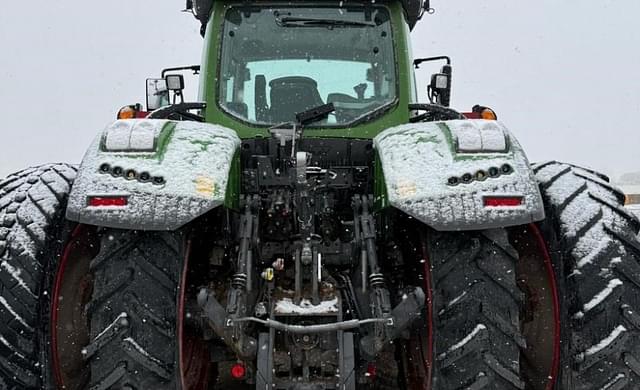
[[84, 230, 186, 389], [400, 225, 526, 390], [427, 230, 525, 390], [534, 161, 640, 389], [0, 164, 77, 389]]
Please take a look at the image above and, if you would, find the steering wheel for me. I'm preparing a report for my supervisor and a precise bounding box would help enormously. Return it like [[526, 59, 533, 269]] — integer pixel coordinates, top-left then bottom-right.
[[147, 102, 207, 122], [409, 103, 465, 123]]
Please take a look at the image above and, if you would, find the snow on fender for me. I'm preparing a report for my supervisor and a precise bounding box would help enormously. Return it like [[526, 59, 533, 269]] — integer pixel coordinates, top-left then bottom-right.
[[373, 119, 545, 230], [66, 119, 241, 230]]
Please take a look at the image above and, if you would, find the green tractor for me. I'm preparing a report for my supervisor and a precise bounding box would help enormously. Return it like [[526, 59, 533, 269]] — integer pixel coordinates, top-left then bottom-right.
[[1, 1, 639, 389]]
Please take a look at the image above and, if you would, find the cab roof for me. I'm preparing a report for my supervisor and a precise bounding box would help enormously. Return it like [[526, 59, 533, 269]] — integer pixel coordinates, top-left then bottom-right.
[[187, 0, 429, 34]]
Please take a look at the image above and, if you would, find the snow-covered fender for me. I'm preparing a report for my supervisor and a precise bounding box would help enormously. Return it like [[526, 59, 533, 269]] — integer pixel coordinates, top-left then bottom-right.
[[66, 119, 240, 230], [374, 120, 545, 230]]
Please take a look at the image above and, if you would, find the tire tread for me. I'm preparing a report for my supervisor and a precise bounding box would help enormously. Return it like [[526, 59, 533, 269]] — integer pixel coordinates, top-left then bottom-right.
[[87, 231, 183, 390], [0, 164, 76, 389], [535, 161, 640, 389], [429, 230, 525, 390]]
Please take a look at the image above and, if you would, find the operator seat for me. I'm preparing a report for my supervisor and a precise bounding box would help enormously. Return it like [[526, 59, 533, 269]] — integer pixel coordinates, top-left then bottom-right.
[[268, 76, 324, 123]]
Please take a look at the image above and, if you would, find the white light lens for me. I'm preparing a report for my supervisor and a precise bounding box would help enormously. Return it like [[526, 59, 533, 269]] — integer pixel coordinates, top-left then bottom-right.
[[435, 74, 449, 89], [166, 75, 184, 91]]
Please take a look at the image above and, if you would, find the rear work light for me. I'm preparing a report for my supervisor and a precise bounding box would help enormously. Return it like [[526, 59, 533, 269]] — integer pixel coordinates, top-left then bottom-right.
[[483, 196, 523, 207], [87, 196, 128, 207]]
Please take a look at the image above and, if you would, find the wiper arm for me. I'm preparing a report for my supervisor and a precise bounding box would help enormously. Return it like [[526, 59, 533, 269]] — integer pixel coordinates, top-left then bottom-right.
[[276, 17, 376, 28]]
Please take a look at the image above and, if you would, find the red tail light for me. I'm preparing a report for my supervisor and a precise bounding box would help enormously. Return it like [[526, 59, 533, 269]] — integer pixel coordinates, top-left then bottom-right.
[[88, 196, 128, 207], [230, 363, 246, 379], [483, 196, 523, 207], [365, 362, 377, 379]]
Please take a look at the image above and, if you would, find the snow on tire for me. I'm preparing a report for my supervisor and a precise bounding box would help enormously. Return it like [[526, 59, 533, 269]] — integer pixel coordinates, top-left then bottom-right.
[[428, 230, 525, 390], [534, 161, 640, 389], [85, 230, 185, 390], [0, 164, 77, 389]]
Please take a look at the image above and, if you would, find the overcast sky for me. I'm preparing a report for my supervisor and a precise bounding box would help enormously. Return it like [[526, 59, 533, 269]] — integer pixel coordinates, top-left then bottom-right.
[[1, 1, 639, 181]]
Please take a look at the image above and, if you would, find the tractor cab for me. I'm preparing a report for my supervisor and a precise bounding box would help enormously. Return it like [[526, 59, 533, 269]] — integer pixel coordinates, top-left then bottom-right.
[[153, 0, 441, 138], [216, 5, 397, 127]]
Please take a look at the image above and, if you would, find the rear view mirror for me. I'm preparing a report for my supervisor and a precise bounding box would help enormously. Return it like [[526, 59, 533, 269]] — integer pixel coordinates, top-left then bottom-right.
[[414, 56, 453, 107], [428, 64, 452, 107], [146, 78, 170, 111]]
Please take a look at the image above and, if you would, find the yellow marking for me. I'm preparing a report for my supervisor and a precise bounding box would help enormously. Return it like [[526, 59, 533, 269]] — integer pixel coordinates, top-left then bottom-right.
[[396, 179, 417, 198], [195, 176, 216, 197], [261, 268, 274, 281]]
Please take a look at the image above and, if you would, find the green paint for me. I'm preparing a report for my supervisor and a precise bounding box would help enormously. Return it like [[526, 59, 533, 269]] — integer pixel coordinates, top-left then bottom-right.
[[189, 139, 216, 152], [224, 151, 241, 210], [154, 122, 176, 162], [436, 122, 456, 156], [200, 1, 415, 139], [197, 1, 418, 206], [374, 151, 389, 211], [416, 135, 440, 144]]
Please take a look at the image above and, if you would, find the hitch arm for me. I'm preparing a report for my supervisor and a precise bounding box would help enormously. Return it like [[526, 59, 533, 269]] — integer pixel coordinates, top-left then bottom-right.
[[360, 287, 425, 359]]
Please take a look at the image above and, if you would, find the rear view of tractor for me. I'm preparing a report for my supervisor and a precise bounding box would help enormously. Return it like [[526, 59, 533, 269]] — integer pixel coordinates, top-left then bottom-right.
[[1, 1, 640, 389]]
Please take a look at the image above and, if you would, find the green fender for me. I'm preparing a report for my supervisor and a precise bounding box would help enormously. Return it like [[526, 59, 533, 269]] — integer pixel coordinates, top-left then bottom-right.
[[66, 119, 240, 230]]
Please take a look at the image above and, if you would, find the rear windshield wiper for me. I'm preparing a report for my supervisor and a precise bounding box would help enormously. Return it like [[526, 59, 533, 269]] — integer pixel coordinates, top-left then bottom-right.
[[276, 17, 376, 28]]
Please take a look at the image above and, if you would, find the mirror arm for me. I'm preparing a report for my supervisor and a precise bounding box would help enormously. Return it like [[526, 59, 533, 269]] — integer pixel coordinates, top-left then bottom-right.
[[413, 55, 450, 69], [161, 65, 201, 78]]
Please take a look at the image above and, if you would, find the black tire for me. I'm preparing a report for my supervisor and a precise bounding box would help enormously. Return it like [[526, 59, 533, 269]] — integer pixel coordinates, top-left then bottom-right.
[[533, 161, 640, 389], [428, 229, 525, 390], [84, 230, 185, 389], [0, 164, 77, 389]]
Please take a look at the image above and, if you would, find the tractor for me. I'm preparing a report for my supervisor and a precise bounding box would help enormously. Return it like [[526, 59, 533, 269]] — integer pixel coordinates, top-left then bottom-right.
[[1, 0, 639, 389]]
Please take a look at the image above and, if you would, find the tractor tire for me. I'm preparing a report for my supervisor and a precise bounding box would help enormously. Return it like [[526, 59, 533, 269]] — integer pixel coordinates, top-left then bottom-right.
[[85, 230, 186, 390], [0, 164, 77, 390], [427, 229, 525, 390], [533, 161, 640, 389]]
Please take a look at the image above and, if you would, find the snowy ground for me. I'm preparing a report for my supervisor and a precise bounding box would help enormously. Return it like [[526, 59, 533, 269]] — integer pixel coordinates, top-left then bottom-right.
[[628, 204, 640, 220]]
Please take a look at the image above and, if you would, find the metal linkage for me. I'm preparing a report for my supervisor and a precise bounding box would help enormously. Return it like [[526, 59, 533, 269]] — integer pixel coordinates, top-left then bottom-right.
[[295, 151, 313, 238], [197, 289, 257, 359], [292, 151, 324, 305], [350, 195, 427, 358], [231, 317, 391, 334], [353, 195, 391, 307], [360, 287, 425, 359], [221, 195, 261, 358]]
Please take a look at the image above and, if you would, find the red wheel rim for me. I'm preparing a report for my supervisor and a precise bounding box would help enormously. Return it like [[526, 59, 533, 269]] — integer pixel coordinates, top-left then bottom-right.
[[528, 224, 561, 390], [510, 224, 561, 390], [53, 229, 211, 389], [405, 225, 561, 390], [51, 224, 98, 389], [404, 230, 434, 390], [178, 239, 211, 390]]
